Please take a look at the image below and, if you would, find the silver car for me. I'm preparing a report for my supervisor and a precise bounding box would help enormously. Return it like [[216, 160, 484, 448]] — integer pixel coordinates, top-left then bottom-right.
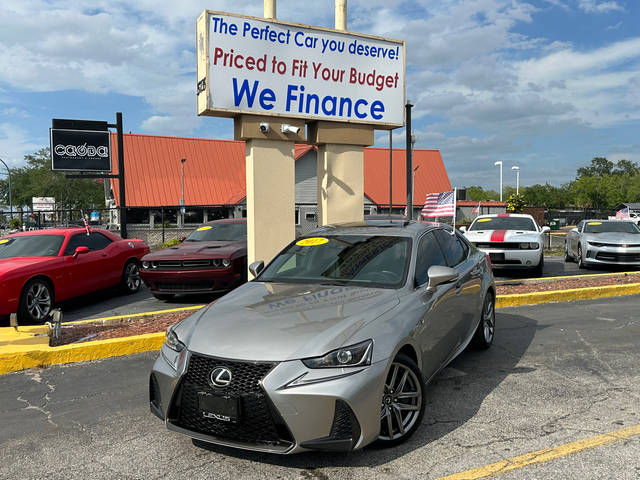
[[149, 222, 495, 453], [564, 219, 640, 268]]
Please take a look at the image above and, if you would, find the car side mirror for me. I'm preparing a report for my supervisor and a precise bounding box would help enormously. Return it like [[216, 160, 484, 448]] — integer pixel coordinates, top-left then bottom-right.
[[426, 266, 458, 291], [459, 226, 467, 233], [571, 228, 578, 233], [248, 260, 265, 278], [541, 226, 550, 233], [178, 236, 186, 243], [73, 246, 90, 258]]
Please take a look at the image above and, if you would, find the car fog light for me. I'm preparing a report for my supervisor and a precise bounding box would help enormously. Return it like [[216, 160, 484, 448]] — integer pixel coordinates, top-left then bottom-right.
[[222, 258, 231, 267]]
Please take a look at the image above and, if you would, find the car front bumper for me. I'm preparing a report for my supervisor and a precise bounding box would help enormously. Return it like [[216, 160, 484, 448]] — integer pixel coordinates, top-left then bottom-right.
[[141, 268, 242, 294], [473, 246, 542, 269], [150, 346, 388, 454], [583, 245, 640, 266]]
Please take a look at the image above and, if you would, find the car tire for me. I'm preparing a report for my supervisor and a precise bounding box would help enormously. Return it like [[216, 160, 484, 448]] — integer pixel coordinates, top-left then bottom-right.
[[472, 290, 495, 349], [577, 245, 586, 269], [18, 278, 53, 324], [533, 254, 544, 277], [375, 353, 425, 447], [564, 242, 572, 262], [120, 260, 141, 294], [152, 293, 175, 301]]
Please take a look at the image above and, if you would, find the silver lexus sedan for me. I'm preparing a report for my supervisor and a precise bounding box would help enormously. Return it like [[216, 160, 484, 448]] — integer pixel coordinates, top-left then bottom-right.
[[149, 221, 495, 453]]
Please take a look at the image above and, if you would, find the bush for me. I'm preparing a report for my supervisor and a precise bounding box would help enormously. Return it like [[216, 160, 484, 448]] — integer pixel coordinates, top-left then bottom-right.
[[9, 218, 21, 230], [161, 238, 181, 249], [506, 193, 526, 213]]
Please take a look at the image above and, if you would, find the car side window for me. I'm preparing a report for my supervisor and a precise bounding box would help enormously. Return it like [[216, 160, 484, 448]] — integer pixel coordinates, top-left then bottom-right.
[[64, 233, 112, 255], [414, 232, 447, 286], [434, 229, 467, 267], [576, 221, 584, 233]]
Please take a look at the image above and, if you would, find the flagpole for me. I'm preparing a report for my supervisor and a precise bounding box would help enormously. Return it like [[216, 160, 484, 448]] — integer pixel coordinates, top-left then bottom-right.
[[452, 188, 457, 232]]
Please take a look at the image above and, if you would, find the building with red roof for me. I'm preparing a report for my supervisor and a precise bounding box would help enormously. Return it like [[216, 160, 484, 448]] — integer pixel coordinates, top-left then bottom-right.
[[106, 133, 453, 232]]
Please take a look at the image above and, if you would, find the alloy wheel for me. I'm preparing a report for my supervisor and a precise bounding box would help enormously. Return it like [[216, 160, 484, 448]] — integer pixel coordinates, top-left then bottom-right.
[[125, 262, 141, 292], [483, 293, 495, 343], [26, 282, 52, 321], [378, 362, 422, 441]]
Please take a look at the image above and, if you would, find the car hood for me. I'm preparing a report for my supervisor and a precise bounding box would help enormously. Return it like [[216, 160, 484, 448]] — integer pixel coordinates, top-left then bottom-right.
[[144, 240, 245, 259], [583, 232, 640, 244], [0, 256, 54, 275], [464, 229, 541, 242], [175, 281, 400, 362]]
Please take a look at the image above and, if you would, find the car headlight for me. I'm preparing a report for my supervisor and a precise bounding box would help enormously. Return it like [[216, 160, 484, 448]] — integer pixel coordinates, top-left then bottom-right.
[[529, 242, 539, 249], [520, 242, 529, 249], [302, 340, 373, 368], [142, 261, 150, 269], [222, 258, 231, 267], [165, 328, 185, 352]]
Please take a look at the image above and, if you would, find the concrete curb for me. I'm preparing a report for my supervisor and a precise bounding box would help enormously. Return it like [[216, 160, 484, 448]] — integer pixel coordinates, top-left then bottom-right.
[[496, 282, 640, 308], [2, 284, 640, 376]]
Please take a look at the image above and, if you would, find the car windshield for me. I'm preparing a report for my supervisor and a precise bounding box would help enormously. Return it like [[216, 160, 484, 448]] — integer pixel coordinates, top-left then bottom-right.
[[583, 221, 640, 234], [185, 223, 247, 242], [258, 235, 411, 288], [0, 235, 65, 258], [470, 216, 536, 231]]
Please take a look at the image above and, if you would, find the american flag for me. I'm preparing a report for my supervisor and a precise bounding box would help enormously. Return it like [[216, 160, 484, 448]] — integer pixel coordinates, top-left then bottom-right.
[[421, 191, 455, 217], [616, 207, 629, 219], [471, 201, 481, 215]]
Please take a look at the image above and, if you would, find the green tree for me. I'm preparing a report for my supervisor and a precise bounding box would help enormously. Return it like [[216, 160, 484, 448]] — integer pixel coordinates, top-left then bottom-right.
[[466, 186, 501, 201], [612, 159, 640, 176], [506, 193, 526, 213], [0, 148, 105, 210], [576, 157, 614, 178]]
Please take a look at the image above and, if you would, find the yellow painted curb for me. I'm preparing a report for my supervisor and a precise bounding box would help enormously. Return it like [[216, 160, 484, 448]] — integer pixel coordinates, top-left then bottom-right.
[[0, 332, 166, 375], [496, 282, 640, 308], [495, 270, 640, 285]]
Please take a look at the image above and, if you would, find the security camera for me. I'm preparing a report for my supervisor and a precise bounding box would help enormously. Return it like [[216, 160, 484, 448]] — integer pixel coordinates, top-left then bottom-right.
[[259, 122, 270, 133], [281, 124, 300, 134]]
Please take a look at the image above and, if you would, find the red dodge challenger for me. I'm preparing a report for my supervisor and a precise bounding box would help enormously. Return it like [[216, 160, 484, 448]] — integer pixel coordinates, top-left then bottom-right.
[[0, 228, 149, 323], [140, 218, 247, 300]]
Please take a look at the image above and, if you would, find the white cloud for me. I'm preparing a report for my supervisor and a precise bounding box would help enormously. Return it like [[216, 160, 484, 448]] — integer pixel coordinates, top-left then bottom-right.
[[0, 123, 41, 166], [578, 0, 624, 13]]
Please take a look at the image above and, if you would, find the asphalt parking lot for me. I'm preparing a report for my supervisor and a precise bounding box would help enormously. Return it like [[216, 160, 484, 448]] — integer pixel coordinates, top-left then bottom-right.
[[1, 295, 638, 479]]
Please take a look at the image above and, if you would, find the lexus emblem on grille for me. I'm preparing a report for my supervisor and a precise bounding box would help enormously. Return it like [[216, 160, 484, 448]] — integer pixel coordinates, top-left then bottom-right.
[[210, 367, 232, 388]]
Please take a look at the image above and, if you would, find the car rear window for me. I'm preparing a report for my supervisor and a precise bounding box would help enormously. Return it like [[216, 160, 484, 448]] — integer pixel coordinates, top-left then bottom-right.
[[470, 216, 536, 231], [0, 235, 65, 258]]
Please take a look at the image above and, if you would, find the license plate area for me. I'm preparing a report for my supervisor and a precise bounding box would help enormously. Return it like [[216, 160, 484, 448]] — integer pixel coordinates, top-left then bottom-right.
[[489, 252, 505, 262], [198, 392, 240, 423]]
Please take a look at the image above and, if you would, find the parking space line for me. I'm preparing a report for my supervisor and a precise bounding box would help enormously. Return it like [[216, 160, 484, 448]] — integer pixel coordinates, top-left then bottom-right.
[[435, 424, 640, 480], [495, 270, 640, 285]]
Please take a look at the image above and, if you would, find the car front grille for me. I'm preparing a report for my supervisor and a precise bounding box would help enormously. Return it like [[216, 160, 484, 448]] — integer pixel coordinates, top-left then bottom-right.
[[595, 252, 640, 262], [170, 354, 293, 448], [152, 259, 226, 269], [155, 281, 215, 291], [475, 242, 521, 250]]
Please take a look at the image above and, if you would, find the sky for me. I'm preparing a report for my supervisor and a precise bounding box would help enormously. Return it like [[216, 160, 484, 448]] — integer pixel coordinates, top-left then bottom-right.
[[1, 0, 639, 192]]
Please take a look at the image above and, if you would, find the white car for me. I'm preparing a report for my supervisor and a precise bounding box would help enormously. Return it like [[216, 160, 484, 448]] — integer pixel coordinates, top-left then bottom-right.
[[462, 214, 550, 275]]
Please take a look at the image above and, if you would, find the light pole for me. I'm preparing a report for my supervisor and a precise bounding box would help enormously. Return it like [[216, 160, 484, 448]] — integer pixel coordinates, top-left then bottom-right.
[[494, 161, 503, 201], [0, 157, 12, 220], [180, 158, 186, 225], [411, 132, 417, 219], [412, 164, 420, 220], [512, 165, 520, 195]]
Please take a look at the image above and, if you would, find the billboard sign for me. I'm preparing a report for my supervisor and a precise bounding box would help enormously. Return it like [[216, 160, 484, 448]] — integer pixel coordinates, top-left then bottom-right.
[[196, 11, 405, 127], [32, 197, 56, 211], [50, 128, 111, 171]]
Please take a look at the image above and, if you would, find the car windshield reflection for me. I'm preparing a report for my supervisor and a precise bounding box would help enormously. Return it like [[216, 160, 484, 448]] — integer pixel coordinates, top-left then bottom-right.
[[470, 217, 536, 231], [583, 221, 640, 234], [258, 235, 411, 288], [0, 235, 65, 258], [184, 223, 247, 242]]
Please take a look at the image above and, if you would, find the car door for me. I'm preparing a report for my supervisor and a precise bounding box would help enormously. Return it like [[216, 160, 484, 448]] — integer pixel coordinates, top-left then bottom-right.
[[413, 231, 460, 380], [433, 229, 479, 350], [63, 233, 113, 295]]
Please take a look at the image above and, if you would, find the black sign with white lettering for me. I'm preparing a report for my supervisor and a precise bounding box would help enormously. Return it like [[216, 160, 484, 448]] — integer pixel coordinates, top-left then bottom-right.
[[50, 129, 111, 171]]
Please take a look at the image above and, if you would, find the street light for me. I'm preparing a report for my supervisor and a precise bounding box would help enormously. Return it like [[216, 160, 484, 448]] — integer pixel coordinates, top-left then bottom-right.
[[512, 165, 520, 195], [180, 158, 186, 226], [411, 132, 417, 219], [494, 161, 503, 202], [0, 157, 12, 220]]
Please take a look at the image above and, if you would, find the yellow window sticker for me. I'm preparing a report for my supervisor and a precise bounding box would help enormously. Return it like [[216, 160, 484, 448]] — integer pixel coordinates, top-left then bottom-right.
[[197, 226, 212, 231], [0, 239, 8, 244], [587, 222, 602, 225], [477, 218, 492, 222], [296, 237, 329, 247]]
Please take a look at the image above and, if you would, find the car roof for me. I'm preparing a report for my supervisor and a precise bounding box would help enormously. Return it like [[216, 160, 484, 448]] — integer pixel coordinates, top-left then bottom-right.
[[312, 220, 452, 238], [4, 227, 103, 237], [202, 218, 246, 225]]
